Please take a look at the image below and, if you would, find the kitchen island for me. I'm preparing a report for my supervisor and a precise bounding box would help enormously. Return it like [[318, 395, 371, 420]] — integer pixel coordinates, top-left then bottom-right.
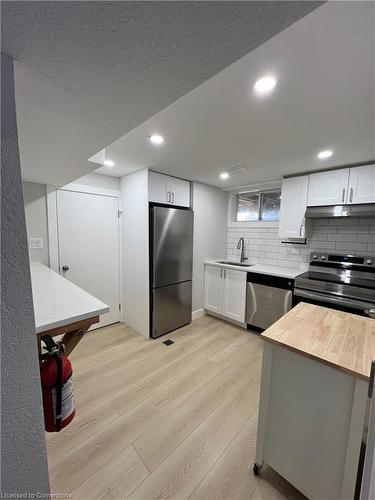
[[31, 262, 109, 356], [255, 303, 375, 500]]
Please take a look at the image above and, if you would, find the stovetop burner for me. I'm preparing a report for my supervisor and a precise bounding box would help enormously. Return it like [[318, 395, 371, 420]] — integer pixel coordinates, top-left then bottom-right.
[[294, 253, 375, 316]]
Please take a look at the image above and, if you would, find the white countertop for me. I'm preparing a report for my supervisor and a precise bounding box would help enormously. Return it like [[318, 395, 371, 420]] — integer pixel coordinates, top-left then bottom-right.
[[205, 260, 306, 279], [30, 262, 109, 334]]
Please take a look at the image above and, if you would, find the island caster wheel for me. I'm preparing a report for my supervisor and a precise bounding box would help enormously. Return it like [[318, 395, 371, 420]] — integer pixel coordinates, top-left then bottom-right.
[[253, 463, 262, 476]]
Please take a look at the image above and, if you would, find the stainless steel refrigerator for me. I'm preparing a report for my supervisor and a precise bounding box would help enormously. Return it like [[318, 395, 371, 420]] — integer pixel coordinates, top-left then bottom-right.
[[150, 205, 193, 338]]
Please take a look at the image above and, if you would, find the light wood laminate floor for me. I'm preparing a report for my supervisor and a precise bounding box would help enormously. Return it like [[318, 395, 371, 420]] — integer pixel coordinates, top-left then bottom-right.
[[47, 315, 306, 500]]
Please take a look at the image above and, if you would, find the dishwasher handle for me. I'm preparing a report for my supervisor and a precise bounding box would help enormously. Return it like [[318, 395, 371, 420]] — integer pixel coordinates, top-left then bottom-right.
[[246, 272, 294, 290]]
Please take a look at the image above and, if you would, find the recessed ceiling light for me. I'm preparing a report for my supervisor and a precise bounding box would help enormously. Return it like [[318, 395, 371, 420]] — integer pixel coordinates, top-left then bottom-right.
[[317, 150, 333, 160], [149, 134, 164, 145], [103, 159, 115, 167], [220, 172, 230, 180], [254, 75, 277, 94]]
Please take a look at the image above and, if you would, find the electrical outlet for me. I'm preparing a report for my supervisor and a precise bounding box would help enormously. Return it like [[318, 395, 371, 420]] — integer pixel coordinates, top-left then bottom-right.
[[285, 248, 292, 258], [29, 237, 43, 249]]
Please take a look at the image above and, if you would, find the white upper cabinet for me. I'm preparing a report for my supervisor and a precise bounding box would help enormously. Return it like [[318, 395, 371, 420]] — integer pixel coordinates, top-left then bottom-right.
[[148, 171, 190, 207], [279, 176, 309, 239], [347, 165, 375, 204], [169, 176, 191, 207], [307, 168, 350, 206], [148, 171, 169, 204]]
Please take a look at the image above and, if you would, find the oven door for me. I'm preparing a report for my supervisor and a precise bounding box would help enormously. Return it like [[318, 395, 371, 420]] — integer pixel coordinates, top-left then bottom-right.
[[294, 288, 375, 318]]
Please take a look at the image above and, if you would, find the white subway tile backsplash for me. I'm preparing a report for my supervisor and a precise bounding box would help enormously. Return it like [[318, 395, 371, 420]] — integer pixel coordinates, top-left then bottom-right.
[[327, 233, 358, 242], [310, 241, 336, 249], [358, 234, 375, 243], [226, 219, 374, 268], [334, 242, 368, 251]]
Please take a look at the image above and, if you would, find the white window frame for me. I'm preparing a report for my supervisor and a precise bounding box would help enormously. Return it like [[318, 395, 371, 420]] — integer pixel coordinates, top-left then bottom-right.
[[227, 180, 281, 228]]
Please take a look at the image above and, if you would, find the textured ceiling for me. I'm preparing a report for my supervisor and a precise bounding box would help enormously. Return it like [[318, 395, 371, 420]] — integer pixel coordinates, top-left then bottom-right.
[[95, 1, 375, 188], [2, 1, 322, 185]]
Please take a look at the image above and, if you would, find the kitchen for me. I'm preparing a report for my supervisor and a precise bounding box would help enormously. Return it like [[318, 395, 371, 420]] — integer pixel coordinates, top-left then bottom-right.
[[2, 1, 375, 499]]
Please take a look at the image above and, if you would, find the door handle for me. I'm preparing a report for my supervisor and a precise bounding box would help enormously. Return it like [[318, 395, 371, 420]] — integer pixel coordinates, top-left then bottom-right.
[[349, 187, 353, 203], [62, 265, 69, 272], [342, 188, 345, 203]]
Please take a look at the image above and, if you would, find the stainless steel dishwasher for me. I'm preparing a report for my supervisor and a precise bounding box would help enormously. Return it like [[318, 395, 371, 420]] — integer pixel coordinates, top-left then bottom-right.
[[246, 272, 294, 331]]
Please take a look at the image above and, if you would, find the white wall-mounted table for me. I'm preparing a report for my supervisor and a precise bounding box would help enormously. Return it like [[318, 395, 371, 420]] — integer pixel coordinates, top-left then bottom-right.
[[30, 262, 109, 356]]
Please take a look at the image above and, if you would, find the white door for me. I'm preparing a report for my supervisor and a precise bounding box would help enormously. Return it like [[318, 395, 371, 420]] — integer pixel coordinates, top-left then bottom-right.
[[148, 171, 168, 204], [348, 165, 375, 204], [222, 268, 246, 322], [279, 176, 309, 239], [204, 265, 223, 314], [57, 190, 120, 328], [307, 169, 350, 206], [168, 177, 190, 207]]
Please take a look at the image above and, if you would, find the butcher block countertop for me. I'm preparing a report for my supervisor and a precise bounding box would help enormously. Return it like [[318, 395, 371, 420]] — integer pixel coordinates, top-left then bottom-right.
[[261, 303, 375, 381]]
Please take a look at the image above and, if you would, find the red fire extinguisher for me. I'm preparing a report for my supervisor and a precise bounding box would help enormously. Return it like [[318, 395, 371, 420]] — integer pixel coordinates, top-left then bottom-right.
[[40, 336, 75, 432]]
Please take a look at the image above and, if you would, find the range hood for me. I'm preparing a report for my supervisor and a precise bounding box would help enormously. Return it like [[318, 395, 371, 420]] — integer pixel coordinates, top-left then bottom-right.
[[305, 204, 375, 219]]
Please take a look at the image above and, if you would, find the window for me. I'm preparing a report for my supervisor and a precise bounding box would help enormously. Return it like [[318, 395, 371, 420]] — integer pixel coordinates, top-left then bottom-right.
[[236, 190, 280, 222]]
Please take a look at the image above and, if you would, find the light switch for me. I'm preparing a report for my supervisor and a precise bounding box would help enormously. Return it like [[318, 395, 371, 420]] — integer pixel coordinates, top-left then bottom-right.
[[29, 237, 43, 249]]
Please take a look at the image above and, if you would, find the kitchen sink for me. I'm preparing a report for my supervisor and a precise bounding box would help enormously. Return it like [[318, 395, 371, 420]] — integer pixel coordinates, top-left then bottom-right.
[[216, 260, 253, 267]]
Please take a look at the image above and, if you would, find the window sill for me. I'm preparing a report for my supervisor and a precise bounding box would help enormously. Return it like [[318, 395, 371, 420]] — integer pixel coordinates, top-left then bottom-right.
[[228, 221, 279, 229]]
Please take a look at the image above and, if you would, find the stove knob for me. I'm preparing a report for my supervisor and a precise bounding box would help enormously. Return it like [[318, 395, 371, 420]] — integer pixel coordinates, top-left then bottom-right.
[[321, 254, 327, 260], [313, 254, 319, 259], [366, 258, 374, 265]]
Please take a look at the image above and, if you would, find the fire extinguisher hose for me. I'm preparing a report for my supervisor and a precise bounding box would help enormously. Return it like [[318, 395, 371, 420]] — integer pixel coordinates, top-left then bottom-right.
[[54, 351, 63, 432]]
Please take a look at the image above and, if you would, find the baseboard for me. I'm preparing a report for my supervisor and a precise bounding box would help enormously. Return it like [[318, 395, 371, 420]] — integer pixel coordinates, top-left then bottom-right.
[[192, 308, 206, 321], [205, 310, 247, 329]]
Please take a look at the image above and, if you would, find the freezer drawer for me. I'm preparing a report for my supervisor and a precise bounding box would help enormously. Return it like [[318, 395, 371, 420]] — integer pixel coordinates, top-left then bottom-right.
[[151, 281, 192, 338], [246, 282, 292, 330]]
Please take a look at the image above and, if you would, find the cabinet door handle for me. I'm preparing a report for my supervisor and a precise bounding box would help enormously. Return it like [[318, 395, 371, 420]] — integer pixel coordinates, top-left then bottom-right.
[[220, 268, 223, 278], [342, 188, 345, 203], [172, 192, 175, 203], [167, 191, 170, 202], [349, 187, 353, 203], [299, 224, 303, 237], [224, 269, 226, 279]]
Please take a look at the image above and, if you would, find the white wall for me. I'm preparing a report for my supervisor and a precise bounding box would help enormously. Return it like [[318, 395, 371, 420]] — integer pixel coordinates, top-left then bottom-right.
[[23, 182, 49, 265], [192, 182, 229, 316], [1, 53, 50, 495], [227, 218, 375, 268], [64, 172, 120, 192], [121, 169, 149, 337]]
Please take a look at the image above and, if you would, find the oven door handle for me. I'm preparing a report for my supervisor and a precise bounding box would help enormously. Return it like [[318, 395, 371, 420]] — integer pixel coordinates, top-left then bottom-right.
[[294, 288, 375, 313]]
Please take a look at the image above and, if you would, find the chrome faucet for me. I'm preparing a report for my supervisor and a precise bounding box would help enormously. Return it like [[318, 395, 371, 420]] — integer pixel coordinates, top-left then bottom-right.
[[237, 237, 248, 263]]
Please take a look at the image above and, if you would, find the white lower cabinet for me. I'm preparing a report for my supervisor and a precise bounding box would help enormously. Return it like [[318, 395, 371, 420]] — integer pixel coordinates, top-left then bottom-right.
[[204, 265, 247, 323], [203, 265, 222, 314]]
